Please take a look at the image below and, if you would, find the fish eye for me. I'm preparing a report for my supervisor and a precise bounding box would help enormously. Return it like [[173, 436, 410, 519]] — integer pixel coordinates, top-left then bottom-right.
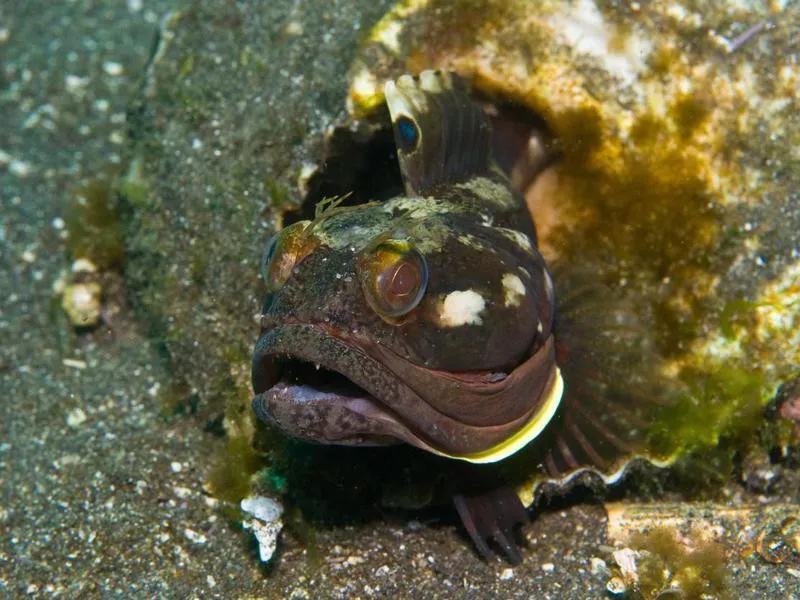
[[259, 234, 280, 282], [395, 115, 419, 153], [358, 239, 428, 320], [261, 220, 314, 291]]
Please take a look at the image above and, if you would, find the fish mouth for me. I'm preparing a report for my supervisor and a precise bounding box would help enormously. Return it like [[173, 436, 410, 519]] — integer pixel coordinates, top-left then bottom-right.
[[252, 337, 408, 448], [251, 322, 563, 463]]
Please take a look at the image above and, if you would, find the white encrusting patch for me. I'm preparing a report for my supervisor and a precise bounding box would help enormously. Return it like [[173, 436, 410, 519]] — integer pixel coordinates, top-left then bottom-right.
[[502, 273, 526, 307], [548, 0, 652, 88], [351, 68, 379, 104], [454, 177, 516, 209], [438, 290, 485, 327], [374, 19, 403, 53]]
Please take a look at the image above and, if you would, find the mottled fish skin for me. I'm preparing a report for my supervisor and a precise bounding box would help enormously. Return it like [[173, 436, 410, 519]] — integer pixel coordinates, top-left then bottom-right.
[[252, 71, 562, 463]]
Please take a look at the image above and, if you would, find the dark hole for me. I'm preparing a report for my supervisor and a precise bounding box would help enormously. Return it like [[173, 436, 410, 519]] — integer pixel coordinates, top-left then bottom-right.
[[481, 97, 560, 188], [278, 356, 369, 397], [284, 95, 559, 228], [283, 106, 404, 227]]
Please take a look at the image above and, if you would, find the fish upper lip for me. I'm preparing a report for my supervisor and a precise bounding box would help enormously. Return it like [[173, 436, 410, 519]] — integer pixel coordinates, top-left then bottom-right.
[[250, 319, 378, 395]]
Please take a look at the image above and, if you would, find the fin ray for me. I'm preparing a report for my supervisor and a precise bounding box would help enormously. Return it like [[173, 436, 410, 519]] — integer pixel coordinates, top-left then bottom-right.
[[384, 70, 491, 196]]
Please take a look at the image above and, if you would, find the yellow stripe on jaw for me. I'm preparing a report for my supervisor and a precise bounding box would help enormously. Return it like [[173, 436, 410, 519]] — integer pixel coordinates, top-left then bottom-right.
[[433, 367, 564, 464]]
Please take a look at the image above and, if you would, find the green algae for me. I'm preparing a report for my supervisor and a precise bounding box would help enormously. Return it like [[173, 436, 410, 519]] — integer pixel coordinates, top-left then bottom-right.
[[551, 111, 721, 358], [629, 527, 730, 600], [206, 381, 264, 505], [646, 43, 682, 77], [66, 175, 126, 270], [208, 426, 264, 505], [158, 379, 200, 418], [648, 366, 769, 459]]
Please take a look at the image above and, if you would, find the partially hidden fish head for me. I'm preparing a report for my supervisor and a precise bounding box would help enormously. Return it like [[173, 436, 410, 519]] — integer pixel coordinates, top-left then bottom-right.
[[252, 71, 562, 464]]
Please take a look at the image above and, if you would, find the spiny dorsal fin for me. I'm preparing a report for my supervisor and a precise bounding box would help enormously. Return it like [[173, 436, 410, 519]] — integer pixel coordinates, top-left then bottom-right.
[[384, 71, 491, 197]]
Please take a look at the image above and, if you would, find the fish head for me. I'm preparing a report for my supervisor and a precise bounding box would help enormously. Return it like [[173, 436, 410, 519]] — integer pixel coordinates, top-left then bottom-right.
[[252, 71, 562, 463]]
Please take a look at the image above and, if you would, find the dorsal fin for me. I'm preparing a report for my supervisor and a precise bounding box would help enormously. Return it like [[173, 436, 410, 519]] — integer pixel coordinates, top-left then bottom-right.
[[384, 71, 491, 197]]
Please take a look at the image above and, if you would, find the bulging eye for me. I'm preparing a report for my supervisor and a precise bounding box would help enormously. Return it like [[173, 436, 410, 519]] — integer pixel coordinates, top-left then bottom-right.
[[261, 220, 314, 291], [358, 239, 428, 320], [259, 235, 280, 282]]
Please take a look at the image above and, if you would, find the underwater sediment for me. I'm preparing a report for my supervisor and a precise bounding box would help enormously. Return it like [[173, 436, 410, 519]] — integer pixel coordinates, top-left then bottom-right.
[[113, 0, 799, 590]]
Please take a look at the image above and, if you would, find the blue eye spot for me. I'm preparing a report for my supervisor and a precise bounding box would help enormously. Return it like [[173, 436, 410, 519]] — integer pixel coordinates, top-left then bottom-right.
[[396, 116, 418, 152]]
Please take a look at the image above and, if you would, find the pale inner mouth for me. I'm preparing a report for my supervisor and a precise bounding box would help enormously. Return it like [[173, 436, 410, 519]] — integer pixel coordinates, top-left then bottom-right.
[[254, 349, 413, 449]]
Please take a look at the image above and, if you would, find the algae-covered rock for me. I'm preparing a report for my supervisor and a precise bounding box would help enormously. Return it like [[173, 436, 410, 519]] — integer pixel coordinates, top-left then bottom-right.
[[346, 0, 800, 485]]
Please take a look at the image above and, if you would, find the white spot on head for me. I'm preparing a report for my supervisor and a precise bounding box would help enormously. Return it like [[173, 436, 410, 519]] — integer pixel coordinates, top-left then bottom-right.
[[497, 227, 533, 251], [438, 290, 485, 327], [502, 273, 526, 307]]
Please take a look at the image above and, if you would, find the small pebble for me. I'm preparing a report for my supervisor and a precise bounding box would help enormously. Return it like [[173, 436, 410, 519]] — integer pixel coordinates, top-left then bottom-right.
[[170, 461, 183, 473], [65, 74, 90, 93], [499, 567, 514, 580], [590, 556, 610, 576], [285, 21, 304, 36], [541, 562, 555, 572], [66, 407, 87, 428], [71, 258, 97, 273], [173, 486, 192, 499], [606, 576, 626, 595], [62, 358, 88, 370], [62, 282, 102, 327], [103, 61, 124, 76], [184, 528, 207, 545]]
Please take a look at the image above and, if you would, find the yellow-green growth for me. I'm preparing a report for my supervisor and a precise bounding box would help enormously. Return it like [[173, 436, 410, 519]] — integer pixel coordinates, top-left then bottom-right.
[[629, 527, 730, 600], [206, 380, 265, 505], [649, 365, 769, 460], [158, 379, 198, 418], [66, 175, 125, 270], [670, 93, 712, 139]]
